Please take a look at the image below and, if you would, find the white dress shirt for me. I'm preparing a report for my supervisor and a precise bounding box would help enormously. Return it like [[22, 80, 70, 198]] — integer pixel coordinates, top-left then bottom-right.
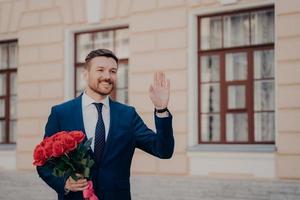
[[82, 92, 110, 151]]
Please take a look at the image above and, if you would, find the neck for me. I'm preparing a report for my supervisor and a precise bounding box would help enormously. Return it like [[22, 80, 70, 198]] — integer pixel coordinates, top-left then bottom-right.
[[85, 87, 107, 101]]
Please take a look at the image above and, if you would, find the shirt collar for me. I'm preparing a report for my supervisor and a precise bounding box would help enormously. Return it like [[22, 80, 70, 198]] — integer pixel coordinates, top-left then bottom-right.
[[82, 91, 110, 109]]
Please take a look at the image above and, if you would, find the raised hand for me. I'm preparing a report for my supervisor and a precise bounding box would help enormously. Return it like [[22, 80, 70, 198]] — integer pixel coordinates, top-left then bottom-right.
[[149, 71, 170, 109]]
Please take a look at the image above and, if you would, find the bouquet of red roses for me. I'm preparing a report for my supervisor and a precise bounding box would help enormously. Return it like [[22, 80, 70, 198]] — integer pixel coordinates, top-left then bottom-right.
[[33, 131, 98, 200]]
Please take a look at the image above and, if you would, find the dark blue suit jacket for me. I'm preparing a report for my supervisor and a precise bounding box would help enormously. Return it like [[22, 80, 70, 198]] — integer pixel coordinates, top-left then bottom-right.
[[37, 95, 174, 200]]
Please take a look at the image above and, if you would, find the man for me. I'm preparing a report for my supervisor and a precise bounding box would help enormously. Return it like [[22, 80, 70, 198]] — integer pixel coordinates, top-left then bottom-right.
[[37, 49, 174, 200]]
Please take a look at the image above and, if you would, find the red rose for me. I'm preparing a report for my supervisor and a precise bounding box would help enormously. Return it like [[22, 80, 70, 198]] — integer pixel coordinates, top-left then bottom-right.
[[52, 140, 65, 157], [70, 131, 85, 143], [61, 134, 77, 152], [44, 138, 54, 158], [52, 131, 68, 141], [33, 144, 47, 166]]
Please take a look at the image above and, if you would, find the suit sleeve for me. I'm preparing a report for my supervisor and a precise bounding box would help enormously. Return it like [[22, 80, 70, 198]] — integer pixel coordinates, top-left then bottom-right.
[[36, 106, 67, 195], [132, 108, 174, 159]]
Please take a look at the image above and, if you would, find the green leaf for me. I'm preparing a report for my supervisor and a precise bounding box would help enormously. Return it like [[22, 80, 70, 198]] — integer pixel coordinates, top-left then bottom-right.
[[53, 168, 65, 177], [56, 160, 67, 171], [87, 158, 95, 168], [65, 168, 73, 179], [83, 167, 90, 178], [61, 155, 75, 171], [85, 138, 93, 148], [80, 158, 87, 165]]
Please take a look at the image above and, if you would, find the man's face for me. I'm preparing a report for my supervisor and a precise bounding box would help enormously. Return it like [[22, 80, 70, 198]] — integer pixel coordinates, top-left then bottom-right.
[[84, 56, 118, 96]]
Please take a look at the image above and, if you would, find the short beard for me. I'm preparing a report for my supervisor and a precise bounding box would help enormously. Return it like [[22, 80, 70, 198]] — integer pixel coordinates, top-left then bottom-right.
[[89, 82, 114, 96]]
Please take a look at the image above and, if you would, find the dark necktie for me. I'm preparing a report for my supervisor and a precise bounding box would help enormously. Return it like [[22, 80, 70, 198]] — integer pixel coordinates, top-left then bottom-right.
[[93, 103, 106, 163]]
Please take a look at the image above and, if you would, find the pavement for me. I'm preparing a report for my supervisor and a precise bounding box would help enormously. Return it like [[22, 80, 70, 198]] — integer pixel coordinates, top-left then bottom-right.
[[1, 170, 300, 200]]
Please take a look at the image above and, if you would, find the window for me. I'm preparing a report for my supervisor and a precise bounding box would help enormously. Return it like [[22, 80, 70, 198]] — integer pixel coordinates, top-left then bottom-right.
[[75, 27, 129, 103], [198, 7, 274, 144], [0, 40, 18, 144]]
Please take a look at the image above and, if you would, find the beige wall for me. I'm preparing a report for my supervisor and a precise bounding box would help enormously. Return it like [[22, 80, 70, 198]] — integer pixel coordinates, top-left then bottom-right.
[[0, 0, 299, 179], [276, 0, 300, 179], [0, 0, 189, 174]]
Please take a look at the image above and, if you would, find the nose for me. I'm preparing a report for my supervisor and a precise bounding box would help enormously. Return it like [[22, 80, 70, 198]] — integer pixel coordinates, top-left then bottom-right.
[[102, 70, 112, 81], [103, 70, 110, 78]]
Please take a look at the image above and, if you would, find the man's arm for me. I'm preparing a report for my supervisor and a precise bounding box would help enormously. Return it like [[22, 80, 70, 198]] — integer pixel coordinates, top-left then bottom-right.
[[36, 107, 67, 195], [133, 71, 174, 158], [133, 108, 174, 159]]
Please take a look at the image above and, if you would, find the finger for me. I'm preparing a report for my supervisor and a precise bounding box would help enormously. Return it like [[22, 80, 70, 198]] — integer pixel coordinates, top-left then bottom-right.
[[157, 71, 163, 87], [166, 79, 170, 90], [69, 174, 83, 182], [73, 178, 88, 184], [69, 177, 87, 185], [154, 71, 159, 87], [69, 177, 77, 183], [75, 179, 88, 185], [161, 72, 166, 87], [71, 185, 89, 192], [71, 181, 88, 188], [156, 71, 161, 86]]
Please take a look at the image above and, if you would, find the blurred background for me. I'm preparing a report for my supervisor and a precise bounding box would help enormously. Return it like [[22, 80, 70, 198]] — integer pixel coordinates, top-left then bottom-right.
[[0, 0, 300, 199]]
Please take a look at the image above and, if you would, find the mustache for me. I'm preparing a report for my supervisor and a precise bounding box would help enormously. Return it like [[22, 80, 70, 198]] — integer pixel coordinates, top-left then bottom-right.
[[98, 79, 113, 84]]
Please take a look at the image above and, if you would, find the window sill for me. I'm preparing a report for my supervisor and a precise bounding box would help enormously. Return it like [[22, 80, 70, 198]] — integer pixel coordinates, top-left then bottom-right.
[[188, 144, 276, 153], [0, 144, 16, 151]]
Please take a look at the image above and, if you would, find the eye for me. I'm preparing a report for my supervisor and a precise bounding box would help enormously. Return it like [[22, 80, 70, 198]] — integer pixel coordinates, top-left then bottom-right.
[[111, 70, 117, 74]]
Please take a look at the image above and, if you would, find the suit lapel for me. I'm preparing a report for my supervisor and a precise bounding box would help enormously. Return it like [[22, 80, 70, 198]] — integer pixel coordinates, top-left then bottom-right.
[[72, 94, 87, 137], [72, 94, 96, 160], [101, 98, 118, 163]]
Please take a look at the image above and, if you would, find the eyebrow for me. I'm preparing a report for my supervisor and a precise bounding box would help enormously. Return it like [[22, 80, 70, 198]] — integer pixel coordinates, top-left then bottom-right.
[[96, 66, 117, 70]]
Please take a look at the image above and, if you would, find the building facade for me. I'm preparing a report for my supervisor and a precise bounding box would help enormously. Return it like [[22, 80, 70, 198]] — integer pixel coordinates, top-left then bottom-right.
[[0, 0, 299, 179]]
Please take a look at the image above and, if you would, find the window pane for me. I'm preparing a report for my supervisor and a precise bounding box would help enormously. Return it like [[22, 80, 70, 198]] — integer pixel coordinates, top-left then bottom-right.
[[76, 33, 94, 63], [255, 112, 275, 142], [254, 49, 274, 79], [0, 44, 8, 69], [116, 88, 128, 104], [0, 99, 4, 117], [201, 55, 220, 82], [224, 13, 250, 47], [201, 16, 222, 50], [117, 63, 128, 89], [201, 114, 221, 142], [9, 120, 17, 143], [0, 74, 6, 96], [228, 85, 246, 109], [251, 9, 274, 45], [10, 73, 17, 95], [226, 113, 248, 142], [94, 31, 114, 51], [201, 83, 220, 113], [10, 95, 17, 120], [0, 120, 5, 142], [9, 42, 18, 68], [254, 80, 274, 111], [115, 29, 129, 59], [226, 52, 247, 81], [76, 67, 86, 92]]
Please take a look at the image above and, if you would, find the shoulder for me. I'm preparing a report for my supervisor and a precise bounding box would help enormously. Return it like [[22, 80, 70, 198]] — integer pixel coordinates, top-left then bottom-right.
[[51, 96, 80, 113], [111, 100, 134, 111], [110, 99, 137, 116]]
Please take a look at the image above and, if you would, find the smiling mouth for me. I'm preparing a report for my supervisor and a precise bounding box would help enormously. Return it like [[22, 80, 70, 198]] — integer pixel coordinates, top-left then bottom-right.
[[101, 82, 112, 87]]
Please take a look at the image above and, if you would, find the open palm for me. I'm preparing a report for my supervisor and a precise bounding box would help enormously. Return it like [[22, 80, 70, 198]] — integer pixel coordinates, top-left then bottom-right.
[[149, 71, 170, 109]]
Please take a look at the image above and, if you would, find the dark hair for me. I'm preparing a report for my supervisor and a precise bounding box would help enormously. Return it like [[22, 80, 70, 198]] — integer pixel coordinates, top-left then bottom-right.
[[85, 49, 118, 68]]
